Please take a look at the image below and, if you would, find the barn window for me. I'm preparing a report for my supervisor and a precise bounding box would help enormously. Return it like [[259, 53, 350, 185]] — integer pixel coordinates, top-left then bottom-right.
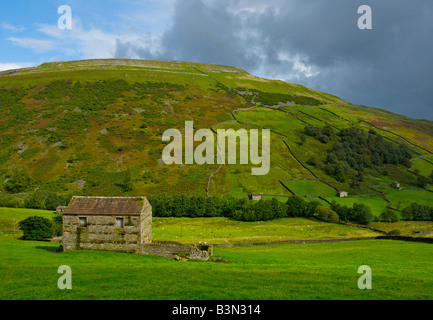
[[116, 218, 124, 228], [79, 217, 88, 227]]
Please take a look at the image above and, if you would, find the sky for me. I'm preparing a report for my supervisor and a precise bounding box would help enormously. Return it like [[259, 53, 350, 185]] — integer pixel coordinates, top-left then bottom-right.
[[1, 0, 432, 120]]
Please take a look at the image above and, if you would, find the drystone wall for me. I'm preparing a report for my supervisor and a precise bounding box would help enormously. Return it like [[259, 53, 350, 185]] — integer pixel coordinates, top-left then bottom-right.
[[140, 241, 213, 261]]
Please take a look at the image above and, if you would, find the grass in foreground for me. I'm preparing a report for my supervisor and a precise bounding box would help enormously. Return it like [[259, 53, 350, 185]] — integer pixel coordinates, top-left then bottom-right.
[[1, 239, 433, 300]]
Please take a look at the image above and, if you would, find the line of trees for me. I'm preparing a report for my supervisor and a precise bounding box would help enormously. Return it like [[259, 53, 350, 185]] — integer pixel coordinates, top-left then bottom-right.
[[4, 191, 433, 228], [149, 195, 321, 221], [149, 195, 373, 225]]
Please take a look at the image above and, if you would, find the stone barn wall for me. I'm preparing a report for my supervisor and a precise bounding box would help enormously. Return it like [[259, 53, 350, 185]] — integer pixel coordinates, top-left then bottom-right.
[[63, 214, 144, 253]]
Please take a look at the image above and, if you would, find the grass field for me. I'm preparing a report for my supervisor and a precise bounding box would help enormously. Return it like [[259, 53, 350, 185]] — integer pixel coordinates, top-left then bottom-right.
[[410, 158, 433, 177], [380, 188, 433, 210], [152, 217, 380, 244], [371, 221, 433, 237], [282, 180, 337, 197], [324, 195, 390, 217], [1, 207, 433, 300], [1, 239, 433, 300], [0, 207, 56, 230]]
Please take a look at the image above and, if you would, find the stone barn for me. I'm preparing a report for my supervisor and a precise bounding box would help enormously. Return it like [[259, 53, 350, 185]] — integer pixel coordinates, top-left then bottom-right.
[[62, 196, 152, 254], [337, 191, 348, 198], [391, 182, 401, 190], [248, 193, 263, 201], [61, 196, 213, 261]]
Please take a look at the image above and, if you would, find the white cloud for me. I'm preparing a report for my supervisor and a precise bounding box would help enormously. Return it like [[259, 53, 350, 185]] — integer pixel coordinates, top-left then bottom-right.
[[273, 52, 320, 80], [7, 16, 119, 59], [7, 15, 163, 60], [0, 63, 36, 71], [6, 37, 56, 53], [1, 22, 25, 33], [292, 59, 320, 79]]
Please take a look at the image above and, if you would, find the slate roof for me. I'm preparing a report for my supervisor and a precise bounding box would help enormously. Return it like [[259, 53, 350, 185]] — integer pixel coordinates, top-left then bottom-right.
[[63, 196, 147, 216]]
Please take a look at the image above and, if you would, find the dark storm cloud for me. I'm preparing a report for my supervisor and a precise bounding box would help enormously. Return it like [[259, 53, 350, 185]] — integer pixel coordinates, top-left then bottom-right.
[[114, 0, 433, 120]]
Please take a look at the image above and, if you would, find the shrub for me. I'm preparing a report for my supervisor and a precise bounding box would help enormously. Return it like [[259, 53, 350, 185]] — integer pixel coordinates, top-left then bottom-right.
[[315, 206, 339, 222], [351, 203, 373, 225], [379, 210, 399, 223], [18, 216, 53, 240], [388, 229, 402, 236]]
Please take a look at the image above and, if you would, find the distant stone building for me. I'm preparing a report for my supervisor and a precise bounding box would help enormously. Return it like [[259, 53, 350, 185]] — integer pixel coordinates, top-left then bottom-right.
[[337, 191, 348, 198], [249, 193, 263, 201], [391, 182, 401, 190], [56, 206, 67, 215], [62, 196, 152, 254]]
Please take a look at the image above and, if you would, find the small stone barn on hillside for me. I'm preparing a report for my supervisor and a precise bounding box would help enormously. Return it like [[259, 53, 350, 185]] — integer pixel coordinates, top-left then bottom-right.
[[62, 196, 152, 254]]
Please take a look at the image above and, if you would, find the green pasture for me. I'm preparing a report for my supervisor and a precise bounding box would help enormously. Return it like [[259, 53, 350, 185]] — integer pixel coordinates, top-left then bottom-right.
[[152, 217, 380, 244], [325, 195, 389, 217], [410, 158, 433, 177], [282, 179, 337, 197], [1, 207, 433, 300], [380, 188, 433, 210], [208, 121, 312, 197], [1, 239, 433, 300]]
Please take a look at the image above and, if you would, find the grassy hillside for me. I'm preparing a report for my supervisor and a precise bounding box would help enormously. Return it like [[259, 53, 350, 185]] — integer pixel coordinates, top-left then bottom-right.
[[0, 58, 432, 208]]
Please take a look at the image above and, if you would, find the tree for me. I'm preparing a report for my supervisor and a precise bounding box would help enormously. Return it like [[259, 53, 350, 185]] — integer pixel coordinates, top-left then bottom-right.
[[351, 203, 373, 225], [300, 134, 306, 145], [270, 198, 287, 219], [349, 178, 361, 194], [24, 191, 69, 210], [122, 168, 134, 192], [304, 201, 321, 217], [4, 168, 34, 193], [45, 192, 69, 210], [286, 197, 306, 217], [330, 201, 351, 222], [379, 210, 399, 223], [402, 203, 433, 221], [52, 215, 63, 237], [416, 175, 431, 188], [18, 216, 53, 240], [315, 206, 339, 222]]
